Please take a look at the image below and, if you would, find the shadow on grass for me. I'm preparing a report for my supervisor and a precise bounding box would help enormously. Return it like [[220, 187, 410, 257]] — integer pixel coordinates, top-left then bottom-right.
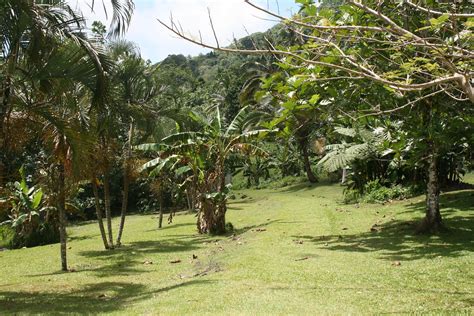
[[76, 235, 212, 277], [272, 180, 340, 194], [0, 280, 212, 314], [145, 222, 196, 232], [295, 190, 474, 261], [232, 220, 280, 237], [68, 234, 95, 242]]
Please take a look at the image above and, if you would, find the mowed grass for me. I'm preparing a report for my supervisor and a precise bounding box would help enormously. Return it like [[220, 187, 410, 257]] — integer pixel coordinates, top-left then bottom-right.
[[0, 179, 473, 315]]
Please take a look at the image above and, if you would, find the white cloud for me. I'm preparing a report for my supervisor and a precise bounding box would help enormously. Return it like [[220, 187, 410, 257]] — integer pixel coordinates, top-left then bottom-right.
[[68, 0, 298, 62]]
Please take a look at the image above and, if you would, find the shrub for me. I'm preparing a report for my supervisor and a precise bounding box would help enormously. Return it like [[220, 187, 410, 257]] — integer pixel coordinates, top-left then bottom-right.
[[361, 180, 413, 204], [344, 179, 418, 204], [1, 167, 59, 248], [0, 225, 15, 248]]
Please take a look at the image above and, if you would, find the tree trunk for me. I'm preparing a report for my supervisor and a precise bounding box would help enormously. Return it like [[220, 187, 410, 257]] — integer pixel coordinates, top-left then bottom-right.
[[210, 159, 227, 235], [211, 202, 226, 235], [197, 197, 213, 234], [91, 177, 109, 249], [101, 137, 114, 249], [103, 169, 114, 249], [300, 140, 318, 183], [116, 120, 134, 246], [341, 168, 347, 184], [158, 189, 164, 229], [418, 145, 442, 233], [185, 189, 192, 211], [57, 163, 68, 271]]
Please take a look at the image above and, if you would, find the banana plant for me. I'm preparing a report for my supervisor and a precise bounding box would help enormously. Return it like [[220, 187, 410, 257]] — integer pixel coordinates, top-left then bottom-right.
[[1, 167, 48, 242], [139, 105, 274, 234]]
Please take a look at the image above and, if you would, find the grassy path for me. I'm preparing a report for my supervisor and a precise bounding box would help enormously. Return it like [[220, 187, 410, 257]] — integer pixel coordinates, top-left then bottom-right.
[[0, 181, 473, 315]]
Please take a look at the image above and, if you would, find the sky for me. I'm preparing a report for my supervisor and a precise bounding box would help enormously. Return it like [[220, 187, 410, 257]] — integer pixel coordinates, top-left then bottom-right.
[[68, 0, 300, 63]]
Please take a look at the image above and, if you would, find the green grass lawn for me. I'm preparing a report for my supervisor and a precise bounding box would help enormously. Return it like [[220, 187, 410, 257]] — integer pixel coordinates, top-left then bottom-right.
[[0, 180, 473, 315]]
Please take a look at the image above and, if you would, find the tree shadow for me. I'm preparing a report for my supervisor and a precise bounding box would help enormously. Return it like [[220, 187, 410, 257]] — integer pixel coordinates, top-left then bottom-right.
[[145, 222, 196, 232], [76, 235, 212, 277], [0, 280, 212, 314], [403, 190, 474, 215], [294, 190, 474, 261], [275, 182, 316, 193], [227, 195, 266, 205], [232, 219, 281, 237], [273, 180, 336, 194], [68, 234, 95, 242]]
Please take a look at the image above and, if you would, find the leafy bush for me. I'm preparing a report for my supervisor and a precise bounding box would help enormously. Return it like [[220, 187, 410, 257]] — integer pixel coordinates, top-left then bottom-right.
[[0, 167, 59, 248], [0, 225, 15, 248], [342, 188, 361, 204], [362, 180, 414, 204]]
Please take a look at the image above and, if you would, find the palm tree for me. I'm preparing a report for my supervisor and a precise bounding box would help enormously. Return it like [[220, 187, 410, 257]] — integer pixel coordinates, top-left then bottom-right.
[[0, 0, 111, 185], [99, 39, 160, 247], [88, 0, 135, 38], [1, 0, 116, 267]]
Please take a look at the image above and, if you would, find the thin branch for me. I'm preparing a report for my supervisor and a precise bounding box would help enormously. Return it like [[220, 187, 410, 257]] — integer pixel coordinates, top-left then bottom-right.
[[157, 3, 474, 103], [358, 89, 445, 118], [244, 0, 386, 32], [207, 8, 220, 48], [405, 0, 474, 18]]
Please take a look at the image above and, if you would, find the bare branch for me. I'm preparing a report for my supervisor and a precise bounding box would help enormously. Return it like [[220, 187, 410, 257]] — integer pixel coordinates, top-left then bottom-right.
[[244, 0, 386, 33], [358, 89, 446, 118], [207, 8, 220, 48], [157, 1, 474, 104], [406, 0, 474, 18]]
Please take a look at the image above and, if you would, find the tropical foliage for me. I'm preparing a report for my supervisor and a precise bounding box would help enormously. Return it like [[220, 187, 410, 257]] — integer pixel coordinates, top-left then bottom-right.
[[0, 0, 472, 276]]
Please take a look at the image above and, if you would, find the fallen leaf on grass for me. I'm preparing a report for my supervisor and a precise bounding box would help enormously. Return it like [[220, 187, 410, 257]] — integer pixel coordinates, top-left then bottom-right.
[[370, 224, 381, 232], [143, 260, 153, 265], [170, 259, 181, 264], [295, 257, 309, 261]]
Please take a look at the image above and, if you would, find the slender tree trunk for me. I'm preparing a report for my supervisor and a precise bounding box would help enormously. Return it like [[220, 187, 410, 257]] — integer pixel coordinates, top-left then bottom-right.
[[341, 168, 347, 184], [103, 169, 114, 249], [300, 140, 318, 183], [91, 177, 109, 249], [116, 120, 134, 246], [185, 189, 192, 211], [418, 145, 442, 233], [57, 163, 68, 271], [102, 137, 114, 249], [158, 189, 164, 229]]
